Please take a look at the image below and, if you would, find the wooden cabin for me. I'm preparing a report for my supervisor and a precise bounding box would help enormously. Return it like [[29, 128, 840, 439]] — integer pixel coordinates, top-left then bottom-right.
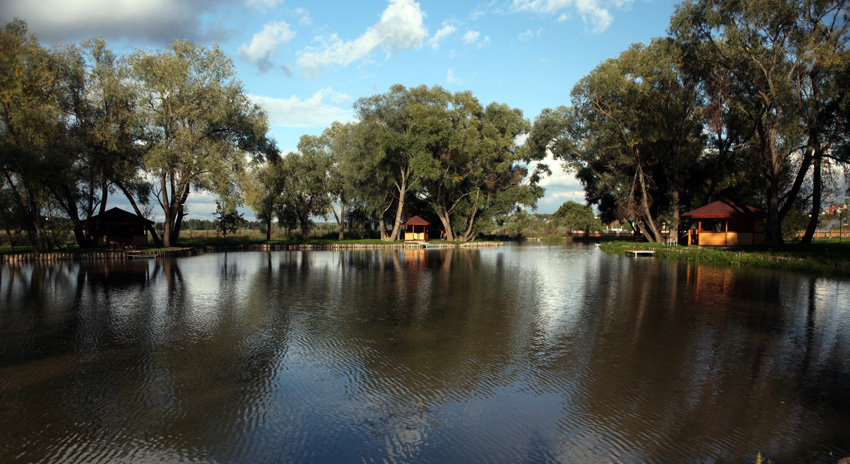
[[403, 216, 431, 241], [681, 199, 764, 247], [85, 208, 154, 249]]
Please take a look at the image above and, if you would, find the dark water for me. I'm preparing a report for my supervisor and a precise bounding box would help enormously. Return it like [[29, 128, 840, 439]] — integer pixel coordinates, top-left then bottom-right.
[[1, 244, 849, 463]]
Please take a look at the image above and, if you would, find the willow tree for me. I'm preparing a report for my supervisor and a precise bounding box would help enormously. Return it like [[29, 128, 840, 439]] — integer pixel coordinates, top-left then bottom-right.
[[529, 40, 703, 242], [419, 97, 544, 242], [131, 40, 275, 247], [48, 38, 158, 248], [670, 0, 850, 249], [354, 85, 430, 241], [0, 20, 66, 250], [242, 158, 285, 241], [297, 121, 360, 240]]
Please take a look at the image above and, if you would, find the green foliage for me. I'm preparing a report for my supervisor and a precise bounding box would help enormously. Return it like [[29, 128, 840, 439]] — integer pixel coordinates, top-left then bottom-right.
[[213, 202, 245, 237], [553, 201, 601, 231], [276, 150, 329, 239], [670, 0, 850, 249], [130, 40, 275, 247], [354, 84, 546, 242], [781, 206, 809, 242], [528, 40, 704, 243]]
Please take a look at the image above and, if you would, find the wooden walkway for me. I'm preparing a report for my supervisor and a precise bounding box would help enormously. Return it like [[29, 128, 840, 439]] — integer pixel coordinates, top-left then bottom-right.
[[625, 250, 656, 257]]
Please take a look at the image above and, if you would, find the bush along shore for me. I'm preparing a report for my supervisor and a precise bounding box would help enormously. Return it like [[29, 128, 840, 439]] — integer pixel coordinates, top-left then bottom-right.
[[0, 239, 504, 264], [599, 240, 850, 277]]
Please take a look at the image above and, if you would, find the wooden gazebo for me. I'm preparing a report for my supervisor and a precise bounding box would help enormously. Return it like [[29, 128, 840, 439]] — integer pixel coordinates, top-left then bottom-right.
[[403, 216, 431, 241], [85, 207, 154, 249], [681, 199, 764, 247]]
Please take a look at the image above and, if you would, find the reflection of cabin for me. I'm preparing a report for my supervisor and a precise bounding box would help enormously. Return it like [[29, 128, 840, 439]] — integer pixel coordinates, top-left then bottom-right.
[[682, 199, 764, 247], [403, 216, 431, 241], [85, 208, 154, 249]]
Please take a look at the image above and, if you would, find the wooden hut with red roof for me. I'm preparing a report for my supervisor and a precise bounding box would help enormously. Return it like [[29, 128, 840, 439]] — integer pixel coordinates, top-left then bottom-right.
[[403, 215, 431, 242], [681, 199, 764, 247]]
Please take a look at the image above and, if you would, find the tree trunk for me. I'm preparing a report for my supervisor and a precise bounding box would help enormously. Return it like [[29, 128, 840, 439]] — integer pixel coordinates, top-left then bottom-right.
[[337, 202, 345, 240], [764, 129, 784, 250], [459, 189, 481, 242], [387, 173, 407, 242], [637, 165, 662, 242], [800, 152, 822, 247], [436, 210, 453, 241]]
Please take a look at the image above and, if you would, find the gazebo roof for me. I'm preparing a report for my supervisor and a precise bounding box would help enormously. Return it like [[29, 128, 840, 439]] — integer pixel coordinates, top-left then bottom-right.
[[86, 207, 154, 225], [403, 215, 431, 226], [681, 199, 764, 219]]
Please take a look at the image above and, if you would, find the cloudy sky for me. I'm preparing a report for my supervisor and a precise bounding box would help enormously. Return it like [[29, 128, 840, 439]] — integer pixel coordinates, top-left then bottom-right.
[[2, 0, 678, 218]]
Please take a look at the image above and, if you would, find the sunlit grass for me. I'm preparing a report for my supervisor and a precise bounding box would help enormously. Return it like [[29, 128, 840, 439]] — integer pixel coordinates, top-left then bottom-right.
[[600, 239, 850, 276]]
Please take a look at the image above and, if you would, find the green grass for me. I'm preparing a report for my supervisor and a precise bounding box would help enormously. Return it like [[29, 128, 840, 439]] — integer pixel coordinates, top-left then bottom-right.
[[599, 240, 850, 276]]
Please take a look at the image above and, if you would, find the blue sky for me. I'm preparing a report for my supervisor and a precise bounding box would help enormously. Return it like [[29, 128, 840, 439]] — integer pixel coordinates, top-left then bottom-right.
[[2, 0, 679, 219]]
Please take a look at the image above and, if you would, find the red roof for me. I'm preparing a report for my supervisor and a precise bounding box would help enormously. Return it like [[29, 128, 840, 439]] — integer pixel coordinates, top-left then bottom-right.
[[403, 215, 431, 226], [681, 199, 764, 219]]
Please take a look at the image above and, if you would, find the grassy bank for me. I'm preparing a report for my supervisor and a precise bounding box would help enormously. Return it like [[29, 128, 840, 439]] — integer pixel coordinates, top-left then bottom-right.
[[1, 236, 506, 258], [599, 240, 850, 276]]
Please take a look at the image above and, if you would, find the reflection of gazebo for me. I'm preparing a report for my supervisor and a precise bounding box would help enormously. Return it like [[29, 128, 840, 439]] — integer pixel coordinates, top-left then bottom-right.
[[85, 208, 154, 249], [682, 199, 764, 247], [403, 216, 430, 241]]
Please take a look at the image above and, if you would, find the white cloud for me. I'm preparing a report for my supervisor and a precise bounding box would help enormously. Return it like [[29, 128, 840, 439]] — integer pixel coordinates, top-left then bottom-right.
[[511, 0, 626, 33], [296, 0, 427, 76], [2, 0, 239, 43], [250, 88, 354, 128], [330, 92, 352, 104], [514, 133, 530, 147], [292, 7, 312, 25], [462, 30, 490, 48], [247, 0, 283, 8], [518, 28, 542, 41], [239, 21, 294, 72], [446, 69, 461, 85], [429, 22, 456, 49], [533, 152, 586, 213], [463, 30, 480, 44]]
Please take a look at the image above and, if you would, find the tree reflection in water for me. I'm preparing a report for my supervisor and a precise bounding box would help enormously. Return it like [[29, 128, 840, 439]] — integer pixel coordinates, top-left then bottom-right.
[[0, 245, 848, 463]]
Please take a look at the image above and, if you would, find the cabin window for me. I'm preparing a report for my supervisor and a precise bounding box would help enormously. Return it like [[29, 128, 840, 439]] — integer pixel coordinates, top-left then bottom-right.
[[701, 219, 726, 232]]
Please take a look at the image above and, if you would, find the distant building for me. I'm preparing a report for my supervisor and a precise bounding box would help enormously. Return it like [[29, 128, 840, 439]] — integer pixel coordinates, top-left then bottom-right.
[[681, 199, 764, 247], [827, 203, 848, 215], [84, 208, 154, 249]]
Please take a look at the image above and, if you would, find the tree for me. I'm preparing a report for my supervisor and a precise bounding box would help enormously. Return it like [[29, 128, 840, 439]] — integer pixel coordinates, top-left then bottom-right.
[[242, 158, 285, 241], [213, 201, 245, 237], [0, 20, 67, 251], [553, 201, 600, 231], [299, 121, 360, 240], [354, 85, 431, 241], [528, 40, 704, 242], [355, 85, 546, 242], [277, 149, 329, 240], [670, 0, 850, 249], [131, 40, 275, 247], [50, 38, 156, 248]]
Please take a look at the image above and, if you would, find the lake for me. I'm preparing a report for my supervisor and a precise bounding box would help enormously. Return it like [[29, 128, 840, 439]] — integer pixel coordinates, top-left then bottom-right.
[[1, 244, 849, 463]]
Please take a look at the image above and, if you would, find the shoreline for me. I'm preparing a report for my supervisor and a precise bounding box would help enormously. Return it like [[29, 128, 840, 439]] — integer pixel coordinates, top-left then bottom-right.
[[0, 240, 504, 264], [599, 241, 850, 277]]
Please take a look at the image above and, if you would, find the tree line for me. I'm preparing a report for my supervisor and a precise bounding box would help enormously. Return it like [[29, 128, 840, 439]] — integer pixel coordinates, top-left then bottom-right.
[[1, 19, 547, 250], [1, 19, 275, 250], [529, 0, 849, 249], [4, 0, 848, 252]]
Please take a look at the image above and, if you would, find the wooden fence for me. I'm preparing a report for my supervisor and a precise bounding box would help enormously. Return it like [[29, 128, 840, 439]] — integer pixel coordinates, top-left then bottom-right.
[[796, 229, 849, 239]]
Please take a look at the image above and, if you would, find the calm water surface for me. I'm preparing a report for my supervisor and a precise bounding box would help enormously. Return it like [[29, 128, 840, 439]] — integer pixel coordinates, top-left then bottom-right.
[[1, 244, 849, 463]]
